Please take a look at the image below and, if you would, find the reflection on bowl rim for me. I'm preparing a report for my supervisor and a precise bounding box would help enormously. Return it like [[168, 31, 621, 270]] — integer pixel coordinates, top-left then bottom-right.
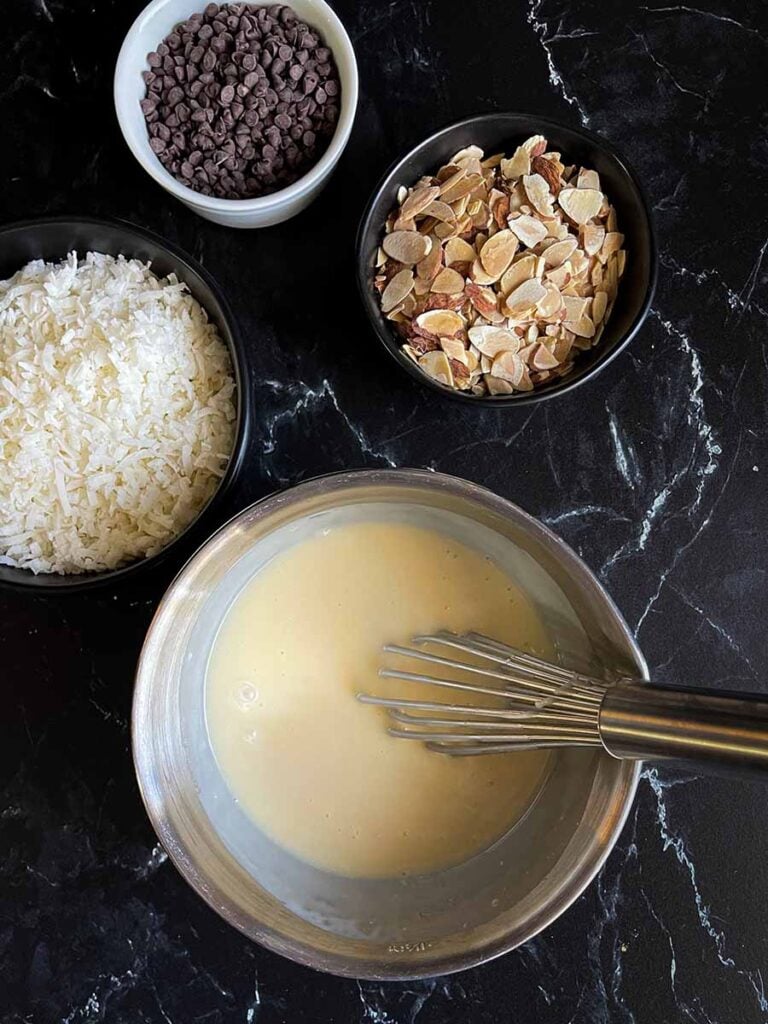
[[133, 467, 644, 979]]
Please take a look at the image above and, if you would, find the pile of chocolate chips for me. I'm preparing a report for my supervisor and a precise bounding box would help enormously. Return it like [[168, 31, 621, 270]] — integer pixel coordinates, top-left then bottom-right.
[[141, 2, 341, 199]]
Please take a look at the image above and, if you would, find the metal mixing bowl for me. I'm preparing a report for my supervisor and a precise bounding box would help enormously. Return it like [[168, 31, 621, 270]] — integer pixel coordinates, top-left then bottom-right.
[[133, 469, 644, 979]]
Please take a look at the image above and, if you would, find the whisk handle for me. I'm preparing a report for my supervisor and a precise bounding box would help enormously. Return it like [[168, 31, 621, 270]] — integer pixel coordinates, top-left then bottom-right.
[[599, 682, 768, 771]]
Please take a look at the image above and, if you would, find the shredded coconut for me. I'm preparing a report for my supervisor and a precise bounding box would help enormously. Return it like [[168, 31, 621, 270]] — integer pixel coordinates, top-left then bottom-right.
[[0, 251, 236, 574]]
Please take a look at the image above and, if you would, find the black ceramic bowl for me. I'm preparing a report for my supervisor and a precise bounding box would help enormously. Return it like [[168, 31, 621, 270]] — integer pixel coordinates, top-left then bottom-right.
[[0, 216, 250, 592], [357, 113, 657, 406]]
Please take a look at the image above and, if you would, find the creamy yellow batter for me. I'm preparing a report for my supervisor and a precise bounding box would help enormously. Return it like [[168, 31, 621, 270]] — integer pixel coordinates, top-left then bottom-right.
[[205, 520, 552, 878]]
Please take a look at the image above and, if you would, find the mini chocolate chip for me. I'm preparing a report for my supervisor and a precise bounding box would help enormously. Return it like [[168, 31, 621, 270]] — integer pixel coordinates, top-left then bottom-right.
[[315, 86, 327, 104], [149, 137, 166, 153], [231, 100, 244, 119], [325, 79, 339, 97], [147, 51, 162, 68], [288, 63, 304, 81], [220, 83, 235, 104], [181, 161, 194, 179]]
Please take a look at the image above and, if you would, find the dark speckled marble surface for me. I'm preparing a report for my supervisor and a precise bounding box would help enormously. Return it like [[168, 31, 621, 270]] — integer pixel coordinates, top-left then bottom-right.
[[3, 0, 768, 1020]]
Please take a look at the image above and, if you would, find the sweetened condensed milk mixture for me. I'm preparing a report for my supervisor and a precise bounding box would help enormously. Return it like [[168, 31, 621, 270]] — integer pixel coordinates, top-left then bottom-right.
[[206, 520, 551, 878]]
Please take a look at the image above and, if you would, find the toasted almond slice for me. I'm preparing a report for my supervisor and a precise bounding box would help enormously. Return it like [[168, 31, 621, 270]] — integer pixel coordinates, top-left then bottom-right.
[[480, 229, 519, 278], [600, 231, 624, 260], [415, 309, 465, 335], [444, 237, 477, 265], [434, 220, 458, 240], [396, 185, 408, 204], [546, 261, 572, 290], [468, 325, 521, 357], [569, 314, 596, 338], [553, 335, 573, 362], [470, 257, 500, 286], [525, 323, 540, 345], [522, 135, 547, 157], [375, 246, 387, 268], [431, 267, 465, 294], [500, 254, 539, 295], [418, 350, 453, 386], [402, 343, 419, 364], [562, 296, 590, 321], [400, 185, 440, 221], [423, 199, 456, 223], [492, 350, 526, 385], [437, 167, 468, 195], [500, 147, 530, 180], [382, 230, 432, 265], [486, 373, 515, 395], [592, 290, 608, 323], [569, 250, 590, 277], [416, 238, 442, 281], [451, 194, 471, 219], [412, 275, 431, 296], [440, 172, 484, 204], [606, 206, 618, 232], [509, 214, 548, 248], [540, 237, 577, 269], [381, 269, 415, 313], [617, 250, 627, 276], [505, 278, 547, 314], [450, 145, 484, 165], [577, 168, 600, 191], [582, 222, 606, 257], [536, 281, 564, 319], [393, 215, 418, 232], [522, 173, 555, 217], [559, 187, 602, 225], [532, 343, 560, 370], [590, 261, 604, 288], [440, 337, 469, 362], [465, 282, 502, 321]]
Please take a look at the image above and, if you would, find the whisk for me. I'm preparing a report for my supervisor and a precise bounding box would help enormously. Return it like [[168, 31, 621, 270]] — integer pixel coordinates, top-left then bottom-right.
[[357, 631, 768, 772]]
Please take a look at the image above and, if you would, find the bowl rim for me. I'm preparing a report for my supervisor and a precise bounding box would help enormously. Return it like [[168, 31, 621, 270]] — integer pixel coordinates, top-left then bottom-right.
[[114, 0, 359, 212], [133, 467, 644, 979], [356, 112, 658, 407], [0, 214, 250, 592]]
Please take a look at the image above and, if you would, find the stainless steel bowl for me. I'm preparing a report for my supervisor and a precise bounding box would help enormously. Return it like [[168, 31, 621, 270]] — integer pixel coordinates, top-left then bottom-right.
[[133, 469, 644, 979]]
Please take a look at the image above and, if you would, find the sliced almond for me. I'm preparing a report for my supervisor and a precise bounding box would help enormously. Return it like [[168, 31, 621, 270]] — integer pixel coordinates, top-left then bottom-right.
[[492, 350, 526, 385], [500, 254, 540, 295], [522, 173, 555, 217], [416, 239, 442, 281], [470, 257, 501, 286], [607, 206, 618, 232], [400, 185, 440, 221], [542, 237, 578, 268], [577, 168, 600, 191], [440, 337, 469, 362], [582, 223, 606, 257], [592, 290, 608, 323], [434, 220, 458, 240], [444, 237, 477, 265], [536, 281, 564, 319], [559, 188, 603, 225], [375, 246, 387, 268], [382, 231, 432, 265], [505, 278, 547, 314], [570, 315, 596, 338], [546, 261, 573, 290], [423, 200, 457, 223], [415, 309, 465, 336], [509, 214, 548, 249], [500, 146, 530, 180], [437, 167, 467, 196], [480, 229, 519, 278], [465, 282, 502, 322], [450, 145, 484, 165], [431, 266, 465, 294], [486, 374, 515, 395], [532, 343, 561, 370], [381, 269, 414, 313], [562, 296, 590, 322], [440, 173, 484, 204], [617, 250, 627, 276], [468, 325, 521, 357], [600, 232, 624, 261], [418, 350, 453, 386]]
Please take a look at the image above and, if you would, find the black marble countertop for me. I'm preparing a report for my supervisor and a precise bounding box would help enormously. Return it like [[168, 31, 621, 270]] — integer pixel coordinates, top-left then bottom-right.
[[3, 0, 768, 1020]]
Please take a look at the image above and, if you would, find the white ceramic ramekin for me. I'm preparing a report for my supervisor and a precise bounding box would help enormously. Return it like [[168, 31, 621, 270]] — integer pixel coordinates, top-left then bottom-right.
[[114, 0, 358, 228]]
